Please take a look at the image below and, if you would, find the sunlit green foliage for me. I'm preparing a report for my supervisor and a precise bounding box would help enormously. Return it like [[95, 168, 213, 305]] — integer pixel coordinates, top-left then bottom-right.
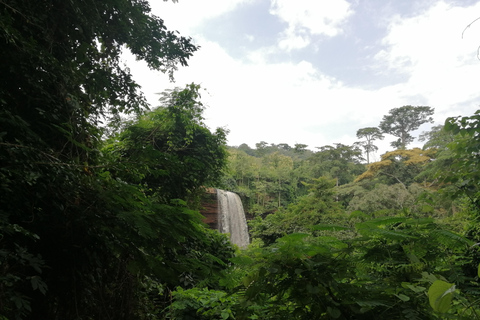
[[355, 148, 435, 186], [249, 177, 346, 245], [309, 143, 365, 185], [103, 84, 228, 205], [226, 143, 314, 214]]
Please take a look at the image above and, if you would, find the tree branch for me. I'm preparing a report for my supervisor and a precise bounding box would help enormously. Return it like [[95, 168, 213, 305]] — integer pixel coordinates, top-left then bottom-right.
[[379, 171, 407, 190]]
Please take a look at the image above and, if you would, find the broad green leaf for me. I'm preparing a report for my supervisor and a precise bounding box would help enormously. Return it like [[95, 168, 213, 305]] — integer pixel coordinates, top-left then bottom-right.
[[428, 280, 455, 313]]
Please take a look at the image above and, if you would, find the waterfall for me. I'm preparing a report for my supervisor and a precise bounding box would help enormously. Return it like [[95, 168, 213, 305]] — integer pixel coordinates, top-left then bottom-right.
[[216, 189, 250, 248]]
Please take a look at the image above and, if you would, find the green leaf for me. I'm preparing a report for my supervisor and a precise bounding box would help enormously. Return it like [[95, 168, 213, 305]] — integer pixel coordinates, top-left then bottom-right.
[[311, 224, 349, 231], [327, 306, 341, 318], [430, 229, 472, 247], [30, 276, 48, 295], [395, 293, 410, 302], [277, 233, 310, 242], [357, 216, 408, 227], [428, 280, 455, 313], [402, 282, 426, 293]]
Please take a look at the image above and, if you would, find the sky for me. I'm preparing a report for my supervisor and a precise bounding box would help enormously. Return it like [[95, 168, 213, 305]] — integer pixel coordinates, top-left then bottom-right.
[[125, 0, 480, 159]]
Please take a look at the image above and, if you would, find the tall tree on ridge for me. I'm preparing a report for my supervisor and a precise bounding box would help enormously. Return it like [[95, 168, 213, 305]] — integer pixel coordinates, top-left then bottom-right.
[[356, 127, 384, 164], [379, 105, 434, 149]]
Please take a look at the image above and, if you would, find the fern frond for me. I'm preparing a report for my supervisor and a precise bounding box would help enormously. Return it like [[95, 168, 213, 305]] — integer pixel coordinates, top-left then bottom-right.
[[430, 229, 472, 248], [314, 236, 348, 249], [356, 225, 416, 241], [405, 218, 435, 226]]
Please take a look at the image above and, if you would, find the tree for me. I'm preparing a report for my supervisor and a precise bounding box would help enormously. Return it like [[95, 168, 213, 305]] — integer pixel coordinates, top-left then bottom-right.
[[294, 143, 308, 153], [227, 148, 259, 189], [277, 143, 292, 151], [355, 148, 435, 187], [379, 106, 434, 149], [419, 124, 454, 149], [255, 141, 271, 157], [347, 183, 417, 214], [237, 143, 256, 156], [309, 143, 365, 185], [415, 124, 458, 189], [440, 110, 480, 213], [261, 152, 294, 208], [356, 127, 384, 164], [0, 1, 215, 318], [105, 84, 229, 203], [249, 177, 342, 245]]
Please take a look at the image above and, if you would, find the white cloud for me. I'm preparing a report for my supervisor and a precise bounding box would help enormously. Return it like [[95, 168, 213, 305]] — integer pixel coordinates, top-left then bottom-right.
[[127, 36, 437, 151], [148, 0, 253, 35], [375, 1, 480, 121], [245, 34, 255, 42], [128, 0, 480, 153], [278, 27, 311, 51], [129, 38, 375, 148], [270, 0, 353, 51], [270, 0, 353, 36]]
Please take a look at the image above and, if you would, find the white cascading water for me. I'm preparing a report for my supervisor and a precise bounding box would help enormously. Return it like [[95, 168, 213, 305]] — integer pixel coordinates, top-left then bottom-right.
[[216, 189, 250, 248]]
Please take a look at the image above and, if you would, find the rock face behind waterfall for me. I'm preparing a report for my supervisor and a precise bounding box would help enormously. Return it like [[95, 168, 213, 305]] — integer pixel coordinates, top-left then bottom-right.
[[216, 189, 250, 248], [201, 188, 219, 230]]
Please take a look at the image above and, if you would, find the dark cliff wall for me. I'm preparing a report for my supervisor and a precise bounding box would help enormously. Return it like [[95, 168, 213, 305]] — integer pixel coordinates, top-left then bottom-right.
[[201, 188, 218, 229]]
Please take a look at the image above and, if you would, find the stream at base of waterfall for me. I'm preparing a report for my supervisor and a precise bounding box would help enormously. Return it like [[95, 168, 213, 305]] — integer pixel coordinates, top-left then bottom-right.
[[216, 189, 250, 248]]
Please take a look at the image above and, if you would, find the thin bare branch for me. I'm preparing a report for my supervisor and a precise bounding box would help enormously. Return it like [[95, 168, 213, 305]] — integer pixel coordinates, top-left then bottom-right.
[[462, 16, 480, 39]]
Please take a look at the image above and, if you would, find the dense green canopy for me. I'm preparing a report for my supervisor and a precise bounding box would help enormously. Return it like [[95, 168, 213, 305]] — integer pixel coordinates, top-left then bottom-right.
[[2, 1, 480, 319], [0, 1, 234, 319]]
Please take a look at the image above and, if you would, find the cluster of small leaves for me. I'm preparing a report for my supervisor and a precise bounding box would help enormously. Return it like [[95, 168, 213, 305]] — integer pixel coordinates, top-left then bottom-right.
[[166, 287, 238, 320]]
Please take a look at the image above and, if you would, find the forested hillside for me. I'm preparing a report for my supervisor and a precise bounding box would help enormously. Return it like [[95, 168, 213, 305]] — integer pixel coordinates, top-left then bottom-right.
[[1, 1, 480, 319], [178, 110, 480, 319]]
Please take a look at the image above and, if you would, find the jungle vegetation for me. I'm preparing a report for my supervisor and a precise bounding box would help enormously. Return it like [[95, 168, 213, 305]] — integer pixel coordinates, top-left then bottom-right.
[[1, 1, 480, 319]]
